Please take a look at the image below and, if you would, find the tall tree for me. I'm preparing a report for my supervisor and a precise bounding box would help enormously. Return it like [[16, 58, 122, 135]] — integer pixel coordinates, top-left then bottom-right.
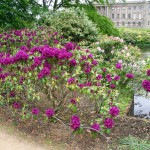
[[0, 0, 42, 29], [40, 0, 114, 11]]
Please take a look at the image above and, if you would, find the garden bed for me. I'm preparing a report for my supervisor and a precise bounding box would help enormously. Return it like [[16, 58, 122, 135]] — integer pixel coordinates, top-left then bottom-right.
[[0, 108, 149, 150]]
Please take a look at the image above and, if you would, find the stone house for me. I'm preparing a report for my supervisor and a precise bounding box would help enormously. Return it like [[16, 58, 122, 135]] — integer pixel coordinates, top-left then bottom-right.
[[95, 1, 150, 28]]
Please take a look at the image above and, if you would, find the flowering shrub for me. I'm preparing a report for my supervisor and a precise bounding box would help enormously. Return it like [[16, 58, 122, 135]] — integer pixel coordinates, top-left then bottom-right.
[[120, 29, 150, 44], [38, 8, 98, 45], [0, 28, 147, 139]]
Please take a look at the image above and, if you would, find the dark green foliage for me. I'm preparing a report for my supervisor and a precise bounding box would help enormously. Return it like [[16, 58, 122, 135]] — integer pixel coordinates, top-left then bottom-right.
[[79, 4, 120, 36], [0, 0, 42, 30], [41, 0, 108, 11]]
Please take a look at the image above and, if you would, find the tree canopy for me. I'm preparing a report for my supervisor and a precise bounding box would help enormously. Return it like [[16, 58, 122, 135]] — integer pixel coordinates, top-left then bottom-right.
[[0, 0, 42, 29]]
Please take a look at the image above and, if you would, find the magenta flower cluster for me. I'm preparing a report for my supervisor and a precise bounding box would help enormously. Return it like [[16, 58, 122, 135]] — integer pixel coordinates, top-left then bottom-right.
[[106, 74, 112, 82], [142, 80, 150, 92], [109, 106, 120, 117], [91, 123, 100, 131], [70, 115, 80, 130], [147, 69, 150, 76], [38, 67, 51, 79], [126, 73, 134, 79], [68, 77, 75, 84], [45, 108, 55, 118], [114, 75, 120, 81], [70, 99, 76, 105], [104, 118, 114, 129], [13, 102, 21, 109], [115, 63, 122, 69], [32, 108, 40, 115]]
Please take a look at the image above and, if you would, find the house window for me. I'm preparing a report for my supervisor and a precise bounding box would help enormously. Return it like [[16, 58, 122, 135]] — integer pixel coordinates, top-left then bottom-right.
[[133, 22, 136, 26], [138, 22, 141, 26], [117, 22, 119, 26], [122, 14, 125, 19], [139, 14, 142, 19], [128, 22, 130, 26], [148, 21, 150, 25], [128, 7, 131, 10], [138, 6, 143, 10], [112, 7, 115, 11], [112, 14, 115, 19], [128, 14, 131, 19], [133, 6, 137, 10], [117, 7, 120, 10], [122, 22, 125, 26], [117, 14, 120, 19], [133, 14, 136, 19]]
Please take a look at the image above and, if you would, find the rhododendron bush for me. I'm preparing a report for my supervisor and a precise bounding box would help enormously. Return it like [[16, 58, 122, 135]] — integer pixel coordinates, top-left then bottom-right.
[[0, 28, 148, 138]]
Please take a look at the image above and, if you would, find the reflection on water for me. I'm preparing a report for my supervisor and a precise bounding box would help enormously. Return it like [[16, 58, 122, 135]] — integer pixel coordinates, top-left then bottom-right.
[[134, 95, 150, 119], [138, 45, 150, 58], [133, 45, 150, 119]]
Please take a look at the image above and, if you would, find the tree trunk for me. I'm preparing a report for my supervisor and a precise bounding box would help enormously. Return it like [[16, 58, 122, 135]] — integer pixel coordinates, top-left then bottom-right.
[[53, 0, 58, 11]]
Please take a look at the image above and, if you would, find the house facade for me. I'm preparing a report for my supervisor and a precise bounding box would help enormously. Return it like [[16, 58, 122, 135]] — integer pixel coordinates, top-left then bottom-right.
[[95, 1, 150, 28]]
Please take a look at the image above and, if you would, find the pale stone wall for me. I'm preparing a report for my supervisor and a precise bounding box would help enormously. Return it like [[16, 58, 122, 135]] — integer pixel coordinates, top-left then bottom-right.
[[95, 1, 150, 28]]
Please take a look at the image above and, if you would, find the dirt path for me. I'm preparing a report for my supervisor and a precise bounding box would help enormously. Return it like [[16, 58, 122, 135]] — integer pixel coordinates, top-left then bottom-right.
[[0, 127, 51, 150], [0, 129, 48, 150]]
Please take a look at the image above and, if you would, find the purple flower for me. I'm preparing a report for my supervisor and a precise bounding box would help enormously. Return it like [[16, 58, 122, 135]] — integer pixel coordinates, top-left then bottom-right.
[[54, 39, 59, 44], [65, 42, 76, 51], [107, 77, 112, 82], [102, 68, 106, 72], [92, 60, 98, 66], [32, 108, 40, 115], [88, 54, 93, 59], [19, 76, 25, 84], [13, 102, 21, 109], [84, 67, 91, 74], [44, 61, 51, 69], [91, 123, 100, 131], [109, 106, 120, 117], [85, 82, 92, 86], [70, 99, 76, 105], [96, 74, 102, 80], [15, 50, 29, 61], [104, 118, 114, 129], [126, 73, 134, 79], [106, 74, 111, 78], [70, 59, 77, 66], [116, 63, 122, 69], [80, 55, 87, 60], [110, 84, 116, 89], [9, 91, 15, 97], [146, 69, 150, 76], [142, 80, 150, 92], [33, 56, 42, 67], [114, 75, 120, 81], [45, 108, 54, 118], [86, 49, 89, 53], [70, 115, 80, 130], [38, 67, 50, 79], [96, 82, 101, 86], [78, 83, 85, 89], [67, 77, 75, 84]]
